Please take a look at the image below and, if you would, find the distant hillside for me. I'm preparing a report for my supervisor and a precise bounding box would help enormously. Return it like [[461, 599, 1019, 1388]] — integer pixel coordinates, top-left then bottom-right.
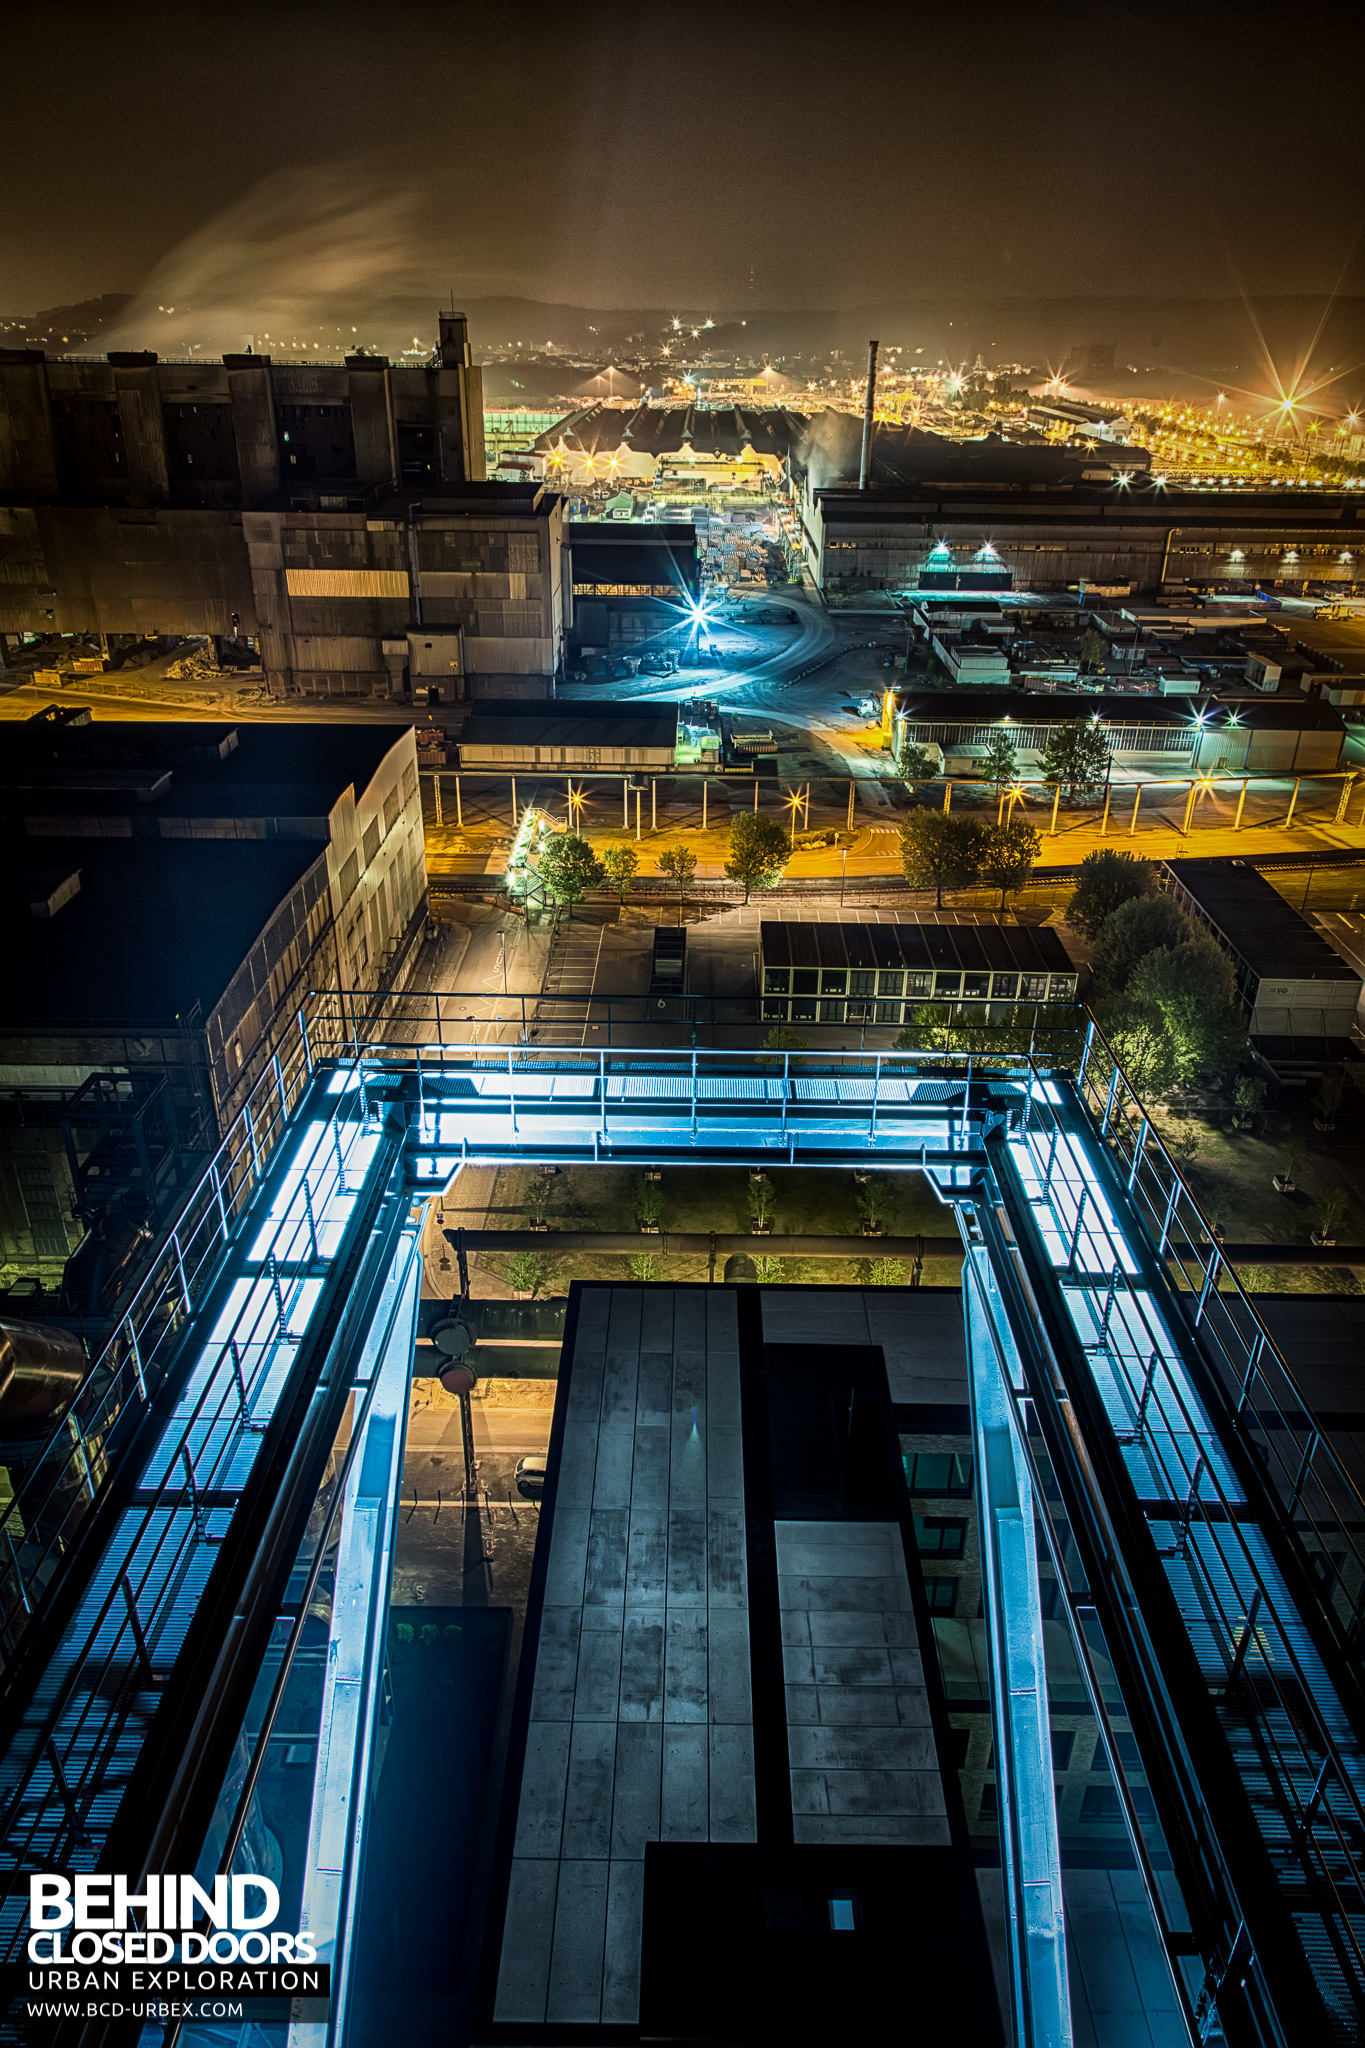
[[0, 293, 133, 349]]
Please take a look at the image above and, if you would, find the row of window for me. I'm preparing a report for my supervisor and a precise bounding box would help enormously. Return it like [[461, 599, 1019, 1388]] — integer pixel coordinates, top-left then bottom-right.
[[763, 993, 1063, 1026], [762, 966, 1075, 1002]]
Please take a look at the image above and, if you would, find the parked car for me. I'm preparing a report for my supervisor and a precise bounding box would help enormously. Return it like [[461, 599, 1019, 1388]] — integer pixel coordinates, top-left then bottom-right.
[[515, 1453, 547, 1499]]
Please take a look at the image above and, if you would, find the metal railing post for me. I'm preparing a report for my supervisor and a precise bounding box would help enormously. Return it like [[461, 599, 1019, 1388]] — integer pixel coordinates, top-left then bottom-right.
[[172, 1230, 191, 1315], [508, 1048, 516, 1136], [124, 1315, 147, 1403]]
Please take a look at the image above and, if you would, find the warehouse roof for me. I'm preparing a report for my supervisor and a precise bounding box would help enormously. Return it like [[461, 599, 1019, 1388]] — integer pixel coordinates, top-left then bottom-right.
[[459, 700, 679, 752], [895, 690, 1345, 733], [0, 839, 327, 1028], [1162, 861, 1359, 985], [0, 718, 408, 820], [759, 920, 1075, 976]]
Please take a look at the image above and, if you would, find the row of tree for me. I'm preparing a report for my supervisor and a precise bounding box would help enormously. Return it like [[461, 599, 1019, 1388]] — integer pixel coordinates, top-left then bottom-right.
[[535, 810, 795, 911], [902, 717, 1113, 802], [898, 811, 1042, 908]]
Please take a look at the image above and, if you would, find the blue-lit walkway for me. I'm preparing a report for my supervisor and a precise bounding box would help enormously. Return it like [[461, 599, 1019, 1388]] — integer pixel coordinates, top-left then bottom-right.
[[2, 1002, 1362, 2048]]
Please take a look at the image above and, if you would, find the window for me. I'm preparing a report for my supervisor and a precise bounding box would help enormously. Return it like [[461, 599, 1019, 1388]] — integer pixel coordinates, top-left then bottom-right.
[[762, 1000, 789, 1022], [763, 969, 791, 994], [1051, 1730, 1075, 1771], [401, 763, 417, 803], [963, 973, 990, 998], [383, 786, 401, 835], [792, 969, 818, 995], [874, 1001, 901, 1025], [362, 819, 381, 868], [946, 1726, 971, 1769], [923, 1577, 958, 1613], [877, 969, 904, 996], [1081, 1784, 1155, 1822], [1023, 974, 1049, 1001], [827, 1893, 860, 1932], [934, 972, 962, 998], [905, 971, 932, 998], [914, 1516, 967, 1557], [905, 1451, 974, 1496], [820, 970, 847, 995], [991, 973, 1019, 999], [821, 1000, 846, 1022], [1096, 1731, 1143, 1772], [849, 970, 876, 996]]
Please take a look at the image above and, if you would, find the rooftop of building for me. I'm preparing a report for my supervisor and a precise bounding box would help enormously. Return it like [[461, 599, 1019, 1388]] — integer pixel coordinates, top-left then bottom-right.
[[1162, 859, 1360, 984], [0, 838, 327, 1029], [813, 479, 1365, 525], [458, 699, 680, 751], [0, 717, 410, 819], [759, 919, 1074, 975], [894, 689, 1345, 732], [536, 402, 812, 461]]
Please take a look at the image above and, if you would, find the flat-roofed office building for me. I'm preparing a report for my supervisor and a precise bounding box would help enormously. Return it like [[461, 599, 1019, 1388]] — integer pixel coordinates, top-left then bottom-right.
[[758, 921, 1078, 1028]]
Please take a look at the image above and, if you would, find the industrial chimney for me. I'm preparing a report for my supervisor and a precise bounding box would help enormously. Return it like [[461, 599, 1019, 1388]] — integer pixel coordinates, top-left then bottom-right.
[[858, 340, 879, 490]]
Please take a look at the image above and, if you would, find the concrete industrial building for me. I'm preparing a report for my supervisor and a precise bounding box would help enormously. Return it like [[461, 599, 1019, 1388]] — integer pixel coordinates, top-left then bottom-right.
[[0, 314, 578, 704], [565, 522, 701, 662], [800, 479, 1365, 598], [0, 716, 426, 1290]]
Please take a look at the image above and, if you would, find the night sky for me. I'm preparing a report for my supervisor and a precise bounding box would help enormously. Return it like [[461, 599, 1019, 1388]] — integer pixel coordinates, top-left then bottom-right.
[[5, 0, 1363, 324]]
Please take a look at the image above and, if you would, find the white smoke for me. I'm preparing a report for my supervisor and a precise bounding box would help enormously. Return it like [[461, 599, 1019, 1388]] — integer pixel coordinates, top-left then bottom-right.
[[797, 407, 863, 488], [105, 161, 440, 357]]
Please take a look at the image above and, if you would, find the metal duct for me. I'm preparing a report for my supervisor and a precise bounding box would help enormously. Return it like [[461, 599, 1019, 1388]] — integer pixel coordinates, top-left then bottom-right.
[[0, 1317, 86, 1440]]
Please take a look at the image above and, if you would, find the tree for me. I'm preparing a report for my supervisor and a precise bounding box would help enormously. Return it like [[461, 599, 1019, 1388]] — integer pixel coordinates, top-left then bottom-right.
[[898, 810, 985, 907], [866, 1256, 908, 1286], [601, 844, 639, 902], [1068, 849, 1156, 941], [900, 742, 939, 783], [979, 819, 1041, 910], [979, 725, 1019, 792], [1127, 937, 1247, 1081], [1091, 892, 1191, 991], [725, 810, 789, 902], [1039, 720, 1110, 803], [635, 1177, 664, 1227], [855, 1176, 892, 1231], [1079, 623, 1109, 673], [628, 1252, 660, 1281], [762, 1024, 808, 1053], [748, 1178, 775, 1229], [536, 830, 604, 915], [504, 1251, 550, 1298], [657, 842, 698, 913], [1105, 999, 1179, 1097], [753, 1254, 786, 1283]]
